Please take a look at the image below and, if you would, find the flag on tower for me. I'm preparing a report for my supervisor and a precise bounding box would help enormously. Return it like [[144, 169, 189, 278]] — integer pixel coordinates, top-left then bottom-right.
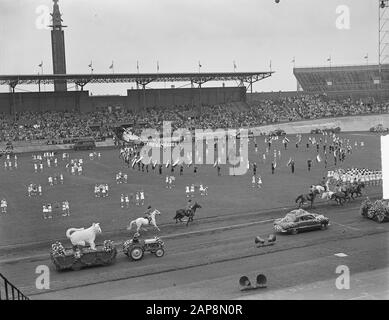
[[88, 61, 93, 68], [109, 61, 114, 69], [157, 61, 160, 72], [38, 61, 43, 67]]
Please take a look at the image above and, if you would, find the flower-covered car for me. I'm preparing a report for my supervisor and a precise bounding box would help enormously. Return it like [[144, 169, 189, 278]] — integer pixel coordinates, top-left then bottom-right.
[[273, 209, 329, 234]]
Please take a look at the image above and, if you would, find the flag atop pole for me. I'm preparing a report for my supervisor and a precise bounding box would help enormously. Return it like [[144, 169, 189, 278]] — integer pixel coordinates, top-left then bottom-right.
[[287, 157, 292, 167], [233, 60, 237, 72], [157, 61, 159, 73], [316, 154, 322, 163], [109, 61, 114, 69], [172, 159, 180, 167], [137, 60, 139, 73], [38, 61, 43, 67], [364, 54, 368, 65]]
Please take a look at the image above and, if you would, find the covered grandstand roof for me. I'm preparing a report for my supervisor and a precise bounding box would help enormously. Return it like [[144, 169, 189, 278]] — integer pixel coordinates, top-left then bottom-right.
[[294, 64, 389, 92], [0, 71, 273, 89]]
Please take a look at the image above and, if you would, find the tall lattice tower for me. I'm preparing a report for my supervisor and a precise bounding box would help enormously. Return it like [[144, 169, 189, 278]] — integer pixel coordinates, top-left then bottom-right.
[[379, 0, 389, 78], [49, 0, 67, 91]]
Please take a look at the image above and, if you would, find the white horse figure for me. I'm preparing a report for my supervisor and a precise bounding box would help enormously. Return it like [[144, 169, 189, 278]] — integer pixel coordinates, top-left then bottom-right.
[[66, 223, 102, 250], [127, 209, 161, 233]]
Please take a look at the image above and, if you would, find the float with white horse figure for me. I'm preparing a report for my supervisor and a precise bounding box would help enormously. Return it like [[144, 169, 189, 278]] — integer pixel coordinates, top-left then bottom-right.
[[50, 223, 117, 271], [51, 210, 165, 271]]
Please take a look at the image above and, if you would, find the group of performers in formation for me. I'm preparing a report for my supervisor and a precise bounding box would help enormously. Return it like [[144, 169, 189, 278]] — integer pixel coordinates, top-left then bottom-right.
[[3, 154, 18, 170], [116, 171, 128, 184], [185, 184, 208, 197], [0, 199, 7, 214], [48, 173, 64, 186], [42, 201, 70, 219], [94, 184, 109, 197], [66, 158, 84, 175], [120, 190, 146, 207]]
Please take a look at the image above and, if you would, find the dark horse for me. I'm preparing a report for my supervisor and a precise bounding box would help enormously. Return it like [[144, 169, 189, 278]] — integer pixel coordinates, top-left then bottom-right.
[[295, 189, 319, 208], [330, 191, 350, 205], [173, 202, 202, 226], [347, 182, 365, 199]]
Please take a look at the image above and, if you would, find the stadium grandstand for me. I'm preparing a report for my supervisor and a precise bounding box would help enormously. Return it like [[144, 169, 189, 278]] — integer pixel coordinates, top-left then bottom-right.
[[293, 64, 389, 100]]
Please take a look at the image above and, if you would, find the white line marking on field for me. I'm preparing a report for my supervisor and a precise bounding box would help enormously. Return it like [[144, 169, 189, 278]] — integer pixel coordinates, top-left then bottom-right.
[[334, 253, 348, 257], [331, 221, 360, 231]]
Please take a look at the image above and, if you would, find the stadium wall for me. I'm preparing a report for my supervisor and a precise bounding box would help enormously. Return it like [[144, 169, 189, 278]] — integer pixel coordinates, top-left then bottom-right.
[[0, 91, 90, 114], [0, 87, 245, 114], [125, 87, 246, 110]]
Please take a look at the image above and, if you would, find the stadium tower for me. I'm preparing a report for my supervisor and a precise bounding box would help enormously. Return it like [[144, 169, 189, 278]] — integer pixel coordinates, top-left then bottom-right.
[[49, 0, 67, 92]]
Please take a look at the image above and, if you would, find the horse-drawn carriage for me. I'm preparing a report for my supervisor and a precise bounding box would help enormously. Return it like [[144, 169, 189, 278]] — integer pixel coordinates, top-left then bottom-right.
[[123, 234, 165, 261]]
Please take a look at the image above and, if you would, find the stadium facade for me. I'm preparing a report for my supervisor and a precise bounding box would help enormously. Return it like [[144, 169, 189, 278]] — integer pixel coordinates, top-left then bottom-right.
[[0, 86, 246, 114]]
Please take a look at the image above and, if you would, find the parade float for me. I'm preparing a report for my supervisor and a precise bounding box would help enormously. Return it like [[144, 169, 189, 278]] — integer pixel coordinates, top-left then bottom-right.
[[50, 223, 117, 271]]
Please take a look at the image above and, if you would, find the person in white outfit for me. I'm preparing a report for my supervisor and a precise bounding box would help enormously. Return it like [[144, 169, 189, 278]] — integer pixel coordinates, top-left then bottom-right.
[[1, 199, 8, 213]]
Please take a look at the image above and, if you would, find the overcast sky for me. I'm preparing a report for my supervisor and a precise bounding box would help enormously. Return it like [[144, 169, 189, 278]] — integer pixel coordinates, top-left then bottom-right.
[[0, 0, 379, 94]]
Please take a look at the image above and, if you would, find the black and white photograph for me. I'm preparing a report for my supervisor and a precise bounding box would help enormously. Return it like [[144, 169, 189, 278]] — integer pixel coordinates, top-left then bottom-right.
[[0, 0, 388, 305]]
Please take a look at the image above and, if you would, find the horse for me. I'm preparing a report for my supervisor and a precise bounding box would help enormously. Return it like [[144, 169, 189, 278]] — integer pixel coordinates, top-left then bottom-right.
[[321, 191, 335, 200], [127, 209, 161, 233], [173, 202, 202, 226], [295, 190, 319, 208], [329, 191, 350, 205], [348, 182, 365, 199], [310, 185, 326, 194], [66, 222, 102, 250]]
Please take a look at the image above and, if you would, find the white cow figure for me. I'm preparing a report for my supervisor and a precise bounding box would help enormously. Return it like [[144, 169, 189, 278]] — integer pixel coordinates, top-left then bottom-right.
[[66, 223, 102, 250]]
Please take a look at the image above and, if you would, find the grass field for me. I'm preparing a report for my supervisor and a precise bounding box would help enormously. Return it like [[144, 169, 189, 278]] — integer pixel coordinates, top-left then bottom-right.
[[0, 132, 383, 247]]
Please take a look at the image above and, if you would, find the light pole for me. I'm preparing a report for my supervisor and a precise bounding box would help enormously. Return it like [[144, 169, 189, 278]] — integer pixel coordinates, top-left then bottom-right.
[[379, 0, 389, 87]]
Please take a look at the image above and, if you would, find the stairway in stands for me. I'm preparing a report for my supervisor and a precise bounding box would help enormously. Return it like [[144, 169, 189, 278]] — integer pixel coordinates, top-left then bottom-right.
[[0, 273, 29, 300]]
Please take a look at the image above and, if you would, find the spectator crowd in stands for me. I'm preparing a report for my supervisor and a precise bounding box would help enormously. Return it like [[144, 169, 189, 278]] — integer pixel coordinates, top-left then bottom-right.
[[1, 93, 388, 143]]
